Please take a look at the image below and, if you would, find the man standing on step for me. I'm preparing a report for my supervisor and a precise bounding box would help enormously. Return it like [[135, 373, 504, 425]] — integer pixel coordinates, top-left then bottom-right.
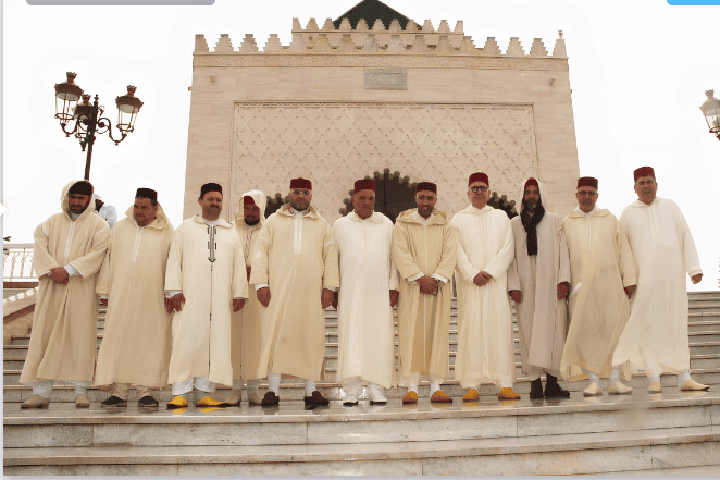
[[451, 173, 520, 402], [224, 190, 266, 406], [250, 178, 339, 407], [560, 176, 636, 396], [164, 183, 248, 409], [95, 188, 174, 408], [612, 167, 708, 394], [333, 179, 399, 406], [393, 182, 457, 404], [20, 180, 110, 409], [508, 178, 571, 399]]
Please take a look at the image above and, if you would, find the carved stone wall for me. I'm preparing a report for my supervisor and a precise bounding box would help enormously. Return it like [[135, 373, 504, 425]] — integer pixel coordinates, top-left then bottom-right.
[[231, 101, 537, 221]]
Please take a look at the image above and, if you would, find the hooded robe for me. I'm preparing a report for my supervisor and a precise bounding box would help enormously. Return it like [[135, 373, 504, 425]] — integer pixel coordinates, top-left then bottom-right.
[[560, 207, 636, 381], [20, 180, 110, 384], [393, 208, 457, 382], [250, 204, 339, 382], [507, 180, 570, 376], [231, 190, 266, 382], [165, 215, 247, 387], [451, 205, 515, 388], [94, 204, 174, 387], [333, 211, 399, 389], [612, 197, 701, 374]]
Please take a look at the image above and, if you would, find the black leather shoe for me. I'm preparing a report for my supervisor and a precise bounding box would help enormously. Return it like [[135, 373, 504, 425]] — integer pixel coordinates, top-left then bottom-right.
[[138, 395, 159, 407], [544, 374, 570, 398], [530, 378, 544, 399], [101, 395, 127, 407], [261, 391, 279, 407], [304, 391, 329, 406]]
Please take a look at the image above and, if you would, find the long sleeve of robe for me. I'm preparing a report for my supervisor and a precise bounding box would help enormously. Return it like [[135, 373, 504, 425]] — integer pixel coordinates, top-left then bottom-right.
[[560, 208, 636, 381], [250, 204, 339, 382], [333, 211, 398, 388], [451, 205, 515, 388], [508, 213, 570, 376], [20, 181, 110, 384], [231, 190, 266, 382], [611, 197, 700, 374], [94, 206, 174, 387], [393, 208, 456, 382], [165, 216, 247, 388]]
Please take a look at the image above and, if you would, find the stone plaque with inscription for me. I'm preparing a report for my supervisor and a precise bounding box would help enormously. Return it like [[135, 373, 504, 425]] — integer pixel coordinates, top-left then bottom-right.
[[364, 69, 407, 90]]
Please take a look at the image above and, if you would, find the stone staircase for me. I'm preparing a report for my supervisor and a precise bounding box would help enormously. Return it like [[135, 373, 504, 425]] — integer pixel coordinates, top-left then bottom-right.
[[4, 292, 720, 475]]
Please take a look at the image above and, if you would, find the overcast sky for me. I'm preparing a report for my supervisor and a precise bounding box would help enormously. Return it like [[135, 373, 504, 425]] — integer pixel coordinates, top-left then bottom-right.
[[2, 0, 719, 291]]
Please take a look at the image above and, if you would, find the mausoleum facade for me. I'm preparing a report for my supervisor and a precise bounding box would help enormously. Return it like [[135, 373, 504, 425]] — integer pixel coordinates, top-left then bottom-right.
[[184, 0, 580, 221]]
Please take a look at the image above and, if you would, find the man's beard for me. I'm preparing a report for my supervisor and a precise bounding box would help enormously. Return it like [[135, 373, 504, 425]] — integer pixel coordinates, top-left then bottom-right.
[[290, 199, 308, 211], [70, 205, 87, 214], [523, 200, 536, 212], [245, 216, 260, 225]]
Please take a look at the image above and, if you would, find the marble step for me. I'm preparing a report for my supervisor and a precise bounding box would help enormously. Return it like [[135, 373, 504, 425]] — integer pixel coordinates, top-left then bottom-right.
[[688, 303, 720, 313], [4, 390, 719, 450], [689, 321, 720, 332], [3, 426, 719, 476]]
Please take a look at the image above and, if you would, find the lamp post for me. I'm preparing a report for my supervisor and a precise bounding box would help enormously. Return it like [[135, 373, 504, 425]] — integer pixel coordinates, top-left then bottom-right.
[[699, 89, 720, 142], [53, 72, 144, 180]]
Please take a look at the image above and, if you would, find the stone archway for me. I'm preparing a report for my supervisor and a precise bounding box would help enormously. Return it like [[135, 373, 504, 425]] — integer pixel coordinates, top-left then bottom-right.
[[339, 169, 417, 223]]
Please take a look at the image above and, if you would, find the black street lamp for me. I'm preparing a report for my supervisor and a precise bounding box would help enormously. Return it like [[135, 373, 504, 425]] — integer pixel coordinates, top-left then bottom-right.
[[53, 72, 144, 180], [699, 89, 720, 142]]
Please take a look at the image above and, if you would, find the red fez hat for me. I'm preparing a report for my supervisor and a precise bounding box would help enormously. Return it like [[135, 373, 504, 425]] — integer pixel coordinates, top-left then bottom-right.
[[354, 179, 375, 194], [69, 181, 93, 196], [243, 195, 256, 206], [577, 176, 598, 189], [136, 188, 158, 202], [416, 182, 437, 194], [524, 178, 539, 189], [200, 183, 222, 197], [290, 178, 312, 190], [633, 167, 656, 182], [469, 172, 489, 186]]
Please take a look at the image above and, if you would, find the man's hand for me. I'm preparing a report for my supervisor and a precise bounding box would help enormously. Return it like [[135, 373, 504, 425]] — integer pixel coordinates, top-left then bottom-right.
[[49, 267, 70, 284], [164, 297, 173, 313], [417, 275, 438, 295], [623, 284, 637, 299], [692, 273, 703, 285], [233, 298, 245, 312], [557, 282, 570, 300], [473, 271, 492, 287], [170, 293, 186, 312], [246, 266, 251, 282], [100, 298, 109, 307], [509, 290, 522, 304], [389, 290, 399, 307], [257, 287, 271, 308], [321, 288, 334, 309], [332, 291, 339, 310]]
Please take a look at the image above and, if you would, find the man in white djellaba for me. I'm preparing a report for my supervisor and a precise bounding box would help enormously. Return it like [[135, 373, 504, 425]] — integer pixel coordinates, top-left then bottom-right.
[[507, 177, 571, 399], [332, 179, 399, 405], [164, 183, 247, 409], [451, 172, 520, 401], [612, 166, 708, 394]]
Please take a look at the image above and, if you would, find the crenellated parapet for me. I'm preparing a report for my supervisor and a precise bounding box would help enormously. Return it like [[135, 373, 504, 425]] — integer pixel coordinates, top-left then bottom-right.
[[193, 17, 568, 59]]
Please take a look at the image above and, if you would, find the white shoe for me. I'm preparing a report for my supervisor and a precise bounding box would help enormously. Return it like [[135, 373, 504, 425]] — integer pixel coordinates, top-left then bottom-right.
[[343, 380, 362, 405], [368, 384, 387, 404], [343, 391, 359, 405], [223, 391, 241, 406], [648, 380, 662, 393], [608, 380, 633, 395], [583, 381, 602, 396]]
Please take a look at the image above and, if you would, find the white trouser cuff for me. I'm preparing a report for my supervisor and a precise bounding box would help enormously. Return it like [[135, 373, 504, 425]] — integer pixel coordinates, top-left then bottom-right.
[[343, 377, 363, 396], [247, 379, 260, 392], [31, 380, 53, 398], [173, 377, 215, 395], [583, 369, 599, 384], [268, 372, 281, 395], [679, 369, 691, 384], [305, 380, 316, 396]]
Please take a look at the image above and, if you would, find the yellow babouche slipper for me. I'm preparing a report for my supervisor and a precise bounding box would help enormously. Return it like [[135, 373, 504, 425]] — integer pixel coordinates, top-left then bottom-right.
[[497, 387, 521, 400], [167, 395, 188, 409], [463, 388, 480, 402], [195, 395, 226, 407], [430, 390, 452, 403], [402, 391, 419, 404]]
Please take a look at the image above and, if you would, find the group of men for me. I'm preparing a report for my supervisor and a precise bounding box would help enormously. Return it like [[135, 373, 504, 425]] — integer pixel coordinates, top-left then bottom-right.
[[19, 166, 708, 410]]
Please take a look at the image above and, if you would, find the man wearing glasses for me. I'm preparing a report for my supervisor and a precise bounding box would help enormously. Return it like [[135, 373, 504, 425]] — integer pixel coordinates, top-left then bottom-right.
[[559, 176, 637, 396], [250, 178, 339, 407], [451, 172, 520, 401]]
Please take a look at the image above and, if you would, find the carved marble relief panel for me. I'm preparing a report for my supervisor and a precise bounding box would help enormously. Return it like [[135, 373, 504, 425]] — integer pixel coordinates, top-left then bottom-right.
[[231, 101, 537, 222]]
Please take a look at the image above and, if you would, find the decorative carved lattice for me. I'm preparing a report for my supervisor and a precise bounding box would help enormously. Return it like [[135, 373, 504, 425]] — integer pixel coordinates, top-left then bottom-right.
[[230, 102, 537, 223]]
